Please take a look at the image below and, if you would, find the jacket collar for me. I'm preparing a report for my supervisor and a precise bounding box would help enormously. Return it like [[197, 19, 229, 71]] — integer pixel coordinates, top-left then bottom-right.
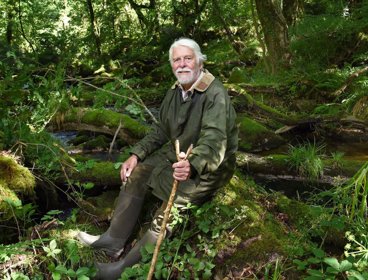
[[171, 69, 215, 92]]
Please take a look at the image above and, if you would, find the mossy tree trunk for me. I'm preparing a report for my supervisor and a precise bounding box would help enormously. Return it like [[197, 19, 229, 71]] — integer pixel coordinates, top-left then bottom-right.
[[5, 0, 16, 45], [254, 0, 292, 74], [85, 0, 101, 57]]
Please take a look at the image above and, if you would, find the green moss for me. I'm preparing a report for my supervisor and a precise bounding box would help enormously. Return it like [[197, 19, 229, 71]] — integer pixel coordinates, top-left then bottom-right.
[[0, 186, 21, 220], [63, 108, 149, 139], [237, 114, 285, 152], [228, 67, 248, 84], [276, 195, 313, 226], [0, 154, 35, 221], [0, 155, 35, 194], [120, 114, 149, 139], [72, 161, 121, 188], [213, 173, 314, 272]]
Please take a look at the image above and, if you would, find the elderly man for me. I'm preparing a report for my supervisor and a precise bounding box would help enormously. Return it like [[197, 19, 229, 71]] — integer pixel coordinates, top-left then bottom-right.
[[78, 38, 238, 279]]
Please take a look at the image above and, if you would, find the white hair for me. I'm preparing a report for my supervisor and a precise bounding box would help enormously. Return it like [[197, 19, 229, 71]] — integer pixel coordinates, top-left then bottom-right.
[[169, 38, 207, 65]]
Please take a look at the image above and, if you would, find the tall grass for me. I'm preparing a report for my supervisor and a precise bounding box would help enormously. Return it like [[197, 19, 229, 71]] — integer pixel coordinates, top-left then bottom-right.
[[340, 161, 368, 221], [287, 142, 325, 181]]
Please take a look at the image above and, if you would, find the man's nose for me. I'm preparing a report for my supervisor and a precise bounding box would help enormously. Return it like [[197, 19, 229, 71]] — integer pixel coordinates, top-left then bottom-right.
[[178, 58, 186, 67]]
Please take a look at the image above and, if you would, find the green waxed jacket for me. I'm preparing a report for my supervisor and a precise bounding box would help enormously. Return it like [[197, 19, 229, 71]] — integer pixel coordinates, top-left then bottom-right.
[[130, 70, 238, 204]]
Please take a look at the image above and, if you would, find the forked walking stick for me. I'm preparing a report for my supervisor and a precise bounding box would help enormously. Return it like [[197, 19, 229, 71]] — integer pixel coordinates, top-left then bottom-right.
[[147, 140, 193, 280]]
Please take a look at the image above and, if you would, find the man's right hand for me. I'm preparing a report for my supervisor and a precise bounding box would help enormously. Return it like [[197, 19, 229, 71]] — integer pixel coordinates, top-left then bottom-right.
[[120, 154, 139, 182]]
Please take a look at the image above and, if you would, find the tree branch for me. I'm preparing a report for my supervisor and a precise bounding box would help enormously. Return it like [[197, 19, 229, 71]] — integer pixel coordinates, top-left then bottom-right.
[[331, 66, 368, 98]]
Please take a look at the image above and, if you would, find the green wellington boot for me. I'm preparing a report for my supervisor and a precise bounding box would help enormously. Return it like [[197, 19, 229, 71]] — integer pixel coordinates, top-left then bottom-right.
[[94, 229, 159, 280], [78, 191, 144, 259]]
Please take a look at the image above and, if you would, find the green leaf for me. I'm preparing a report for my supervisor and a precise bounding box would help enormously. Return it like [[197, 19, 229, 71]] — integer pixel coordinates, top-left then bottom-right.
[[203, 268, 212, 280], [307, 257, 322, 264], [324, 257, 340, 271], [82, 182, 94, 190], [189, 257, 199, 265], [76, 267, 90, 276], [51, 272, 61, 280], [339, 260, 353, 271], [312, 248, 325, 258], [293, 259, 308, 270], [195, 261, 205, 271], [144, 243, 154, 254], [307, 269, 324, 277], [55, 265, 68, 274], [326, 266, 339, 275], [163, 254, 172, 262], [348, 271, 367, 280], [66, 269, 76, 277], [49, 240, 57, 250]]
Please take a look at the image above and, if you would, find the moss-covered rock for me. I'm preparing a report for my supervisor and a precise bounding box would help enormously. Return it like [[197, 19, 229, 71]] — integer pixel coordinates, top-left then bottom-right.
[[237, 114, 286, 152], [212, 173, 310, 277], [0, 153, 36, 221], [0, 154, 36, 194]]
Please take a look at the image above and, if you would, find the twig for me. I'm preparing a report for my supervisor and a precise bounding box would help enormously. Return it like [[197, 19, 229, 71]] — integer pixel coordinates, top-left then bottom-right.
[[147, 140, 193, 280], [109, 119, 122, 155]]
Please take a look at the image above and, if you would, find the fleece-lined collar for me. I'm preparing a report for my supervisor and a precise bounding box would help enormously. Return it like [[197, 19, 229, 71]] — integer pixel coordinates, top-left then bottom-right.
[[171, 69, 215, 92]]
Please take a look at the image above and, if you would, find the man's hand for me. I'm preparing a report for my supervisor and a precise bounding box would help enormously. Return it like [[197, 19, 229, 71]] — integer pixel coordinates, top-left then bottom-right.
[[120, 154, 139, 182], [172, 152, 191, 181]]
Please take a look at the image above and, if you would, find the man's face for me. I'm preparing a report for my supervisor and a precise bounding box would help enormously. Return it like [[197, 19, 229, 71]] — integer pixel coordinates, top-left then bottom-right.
[[171, 45, 201, 90]]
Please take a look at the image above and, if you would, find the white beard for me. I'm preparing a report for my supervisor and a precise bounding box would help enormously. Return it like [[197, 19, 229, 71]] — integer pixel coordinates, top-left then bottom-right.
[[175, 67, 200, 86]]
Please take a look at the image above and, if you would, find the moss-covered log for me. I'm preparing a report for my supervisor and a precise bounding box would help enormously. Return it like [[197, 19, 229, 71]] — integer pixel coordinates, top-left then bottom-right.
[[0, 152, 36, 221], [68, 161, 121, 189], [227, 84, 300, 125], [50, 108, 150, 145], [236, 151, 366, 184], [237, 114, 286, 152]]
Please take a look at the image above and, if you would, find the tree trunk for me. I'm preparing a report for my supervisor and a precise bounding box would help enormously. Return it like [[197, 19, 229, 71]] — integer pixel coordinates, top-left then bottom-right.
[[86, 0, 101, 56], [126, 0, 159, 40], [5, 0, 16, 45], [254, 0, 291, 74], [282, 0, 303, 26], [250, 0, 269, 72], [18, 0, 36, 52]]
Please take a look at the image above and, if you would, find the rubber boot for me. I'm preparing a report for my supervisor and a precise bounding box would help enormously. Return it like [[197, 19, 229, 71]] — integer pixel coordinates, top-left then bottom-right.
[[94, 229, 159, 280], [78, 191, 144, 258]]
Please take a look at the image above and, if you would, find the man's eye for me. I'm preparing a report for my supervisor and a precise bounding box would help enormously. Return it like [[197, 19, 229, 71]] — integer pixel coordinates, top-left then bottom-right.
[[185, 57, 193, 62]]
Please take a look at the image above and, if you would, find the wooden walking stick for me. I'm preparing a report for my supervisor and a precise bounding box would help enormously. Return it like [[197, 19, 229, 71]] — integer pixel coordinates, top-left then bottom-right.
[[147, 140, 192, 280]]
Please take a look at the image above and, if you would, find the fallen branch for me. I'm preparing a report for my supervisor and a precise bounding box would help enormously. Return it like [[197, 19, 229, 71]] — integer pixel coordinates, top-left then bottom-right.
[[331, 66, 368, 98], [226, 83, 299, 125], [109, 119, 122, 155]]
